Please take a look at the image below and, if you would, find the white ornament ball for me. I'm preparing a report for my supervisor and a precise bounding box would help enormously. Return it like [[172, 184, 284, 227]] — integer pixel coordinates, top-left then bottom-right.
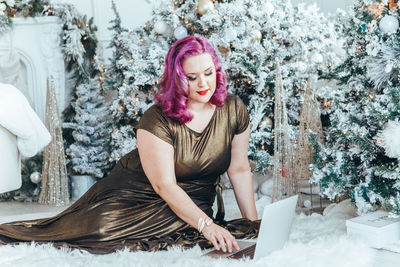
[[251, 29, 262, 41], [154, 21, 168, 34], [224, 29, 237, 43], [379, 15, 399, 34], [385, 63, 393, 73], [7, 0, 15, 7], [265, 2, 275, 15], [30, 171, 42, 184], [304, 200, 312, 208], [260, 178, 274, 196], [312, 53, 324, 64], [0, 3, 6, 12], [174, 26, 188, 39]]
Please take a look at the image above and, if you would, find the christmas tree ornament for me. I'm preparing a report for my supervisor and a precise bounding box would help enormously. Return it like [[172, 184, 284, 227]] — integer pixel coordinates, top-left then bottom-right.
[[30, 171, 42, 184], [385, 63, 393, 73], [376, 120, 400, 159], [6, 0, 15, 6], [251, 29, 262, 41], [154, 20, 168, 34], [294, 78, 324, 210], [174, 26, 187, 39], [379, 15, 399, 34], [0, 3, 6, 12], [312, 53, 323, 64], [39, 78, 69, 206], [389, 1, 398, 9], [224, 29, 237, 43], [217, 45, 230, 58], [259, 116, 273, 128], [196, 0, 214, 16], [272, 63, 296, 202], [366, 4, 383, 18], [361, 23, 367, 32], [265, 2, 275, 15]]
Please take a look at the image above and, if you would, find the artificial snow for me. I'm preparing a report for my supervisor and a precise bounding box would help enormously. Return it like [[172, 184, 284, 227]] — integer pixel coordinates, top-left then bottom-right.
[[0, 192, 384, 267]]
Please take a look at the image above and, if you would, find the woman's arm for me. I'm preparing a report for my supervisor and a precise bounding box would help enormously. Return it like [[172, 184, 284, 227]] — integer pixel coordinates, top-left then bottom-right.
[[137, 129, 239, 252], [227, 125, 258, 220]]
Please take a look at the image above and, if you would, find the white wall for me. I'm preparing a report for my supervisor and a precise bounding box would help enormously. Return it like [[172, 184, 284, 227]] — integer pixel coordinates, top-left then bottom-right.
[[292, 0, 354, 14], [59, 0, 352, 61]]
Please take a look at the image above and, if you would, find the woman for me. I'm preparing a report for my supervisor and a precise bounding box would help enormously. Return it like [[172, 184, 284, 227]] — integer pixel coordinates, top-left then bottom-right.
[[0, 36, 259, 254]]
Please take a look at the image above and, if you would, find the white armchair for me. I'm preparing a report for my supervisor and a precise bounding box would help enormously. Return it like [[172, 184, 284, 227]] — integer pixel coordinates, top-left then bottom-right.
[[0, 83, 51, 194], [0, 125, 21, 193]]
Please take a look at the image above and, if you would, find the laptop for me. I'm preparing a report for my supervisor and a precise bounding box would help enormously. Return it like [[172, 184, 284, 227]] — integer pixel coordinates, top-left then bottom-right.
[[204, 194, 298, 260]]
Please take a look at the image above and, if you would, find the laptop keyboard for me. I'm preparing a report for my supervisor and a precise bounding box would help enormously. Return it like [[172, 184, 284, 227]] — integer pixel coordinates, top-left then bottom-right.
[[228, 244, 256, 259]]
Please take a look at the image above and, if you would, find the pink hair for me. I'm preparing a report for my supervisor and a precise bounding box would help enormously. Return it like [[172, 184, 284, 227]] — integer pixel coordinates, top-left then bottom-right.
[[155, 35, 227, 124]]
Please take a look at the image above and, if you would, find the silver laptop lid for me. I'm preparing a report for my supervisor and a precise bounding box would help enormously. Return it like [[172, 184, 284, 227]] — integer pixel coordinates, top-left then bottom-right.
[[253, 195, 298, 260]]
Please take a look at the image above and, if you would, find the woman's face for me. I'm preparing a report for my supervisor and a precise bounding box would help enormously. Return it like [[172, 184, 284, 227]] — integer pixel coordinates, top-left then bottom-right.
[[182, 53, 217, 106]]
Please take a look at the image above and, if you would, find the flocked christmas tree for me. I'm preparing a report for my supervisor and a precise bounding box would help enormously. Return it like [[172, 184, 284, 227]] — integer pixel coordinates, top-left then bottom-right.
[[310, 0, 400, 214], [63, 78, 110, 178], [106, 0, 342, 174]]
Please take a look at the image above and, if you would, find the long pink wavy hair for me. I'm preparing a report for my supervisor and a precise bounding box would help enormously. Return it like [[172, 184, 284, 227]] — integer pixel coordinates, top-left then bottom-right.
[[155, 35, 227, 124]]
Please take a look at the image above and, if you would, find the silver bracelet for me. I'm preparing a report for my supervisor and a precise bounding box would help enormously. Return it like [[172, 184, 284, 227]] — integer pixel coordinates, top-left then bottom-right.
[[197, 217, 213, 233]]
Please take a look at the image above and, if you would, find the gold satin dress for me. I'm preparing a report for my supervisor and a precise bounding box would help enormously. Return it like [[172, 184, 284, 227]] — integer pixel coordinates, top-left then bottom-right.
[[0, 95, 259, 254]]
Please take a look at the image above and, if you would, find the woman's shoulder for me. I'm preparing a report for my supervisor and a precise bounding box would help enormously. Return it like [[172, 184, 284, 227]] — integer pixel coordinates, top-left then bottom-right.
[[224, 94, 246, 109], [142, 104, 168, 120]]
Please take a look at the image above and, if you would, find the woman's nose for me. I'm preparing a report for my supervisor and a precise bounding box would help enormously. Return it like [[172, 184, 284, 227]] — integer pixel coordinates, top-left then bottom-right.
[[198, 75, 207, 87]]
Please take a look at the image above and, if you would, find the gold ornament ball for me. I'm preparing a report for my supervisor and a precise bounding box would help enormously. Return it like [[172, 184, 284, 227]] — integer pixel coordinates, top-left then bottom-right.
[[252, 29, 262, 41], [259, 116, 273, 128], [197, 0, 214, 16]]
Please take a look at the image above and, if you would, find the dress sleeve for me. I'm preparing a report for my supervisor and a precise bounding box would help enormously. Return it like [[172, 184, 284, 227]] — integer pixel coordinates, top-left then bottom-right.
[[135, 105, 173, 145], [234, 96, 250, 135]]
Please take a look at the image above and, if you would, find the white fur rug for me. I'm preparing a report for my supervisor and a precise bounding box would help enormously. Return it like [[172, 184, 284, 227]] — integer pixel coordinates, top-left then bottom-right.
[[0, 192, 382, 267]]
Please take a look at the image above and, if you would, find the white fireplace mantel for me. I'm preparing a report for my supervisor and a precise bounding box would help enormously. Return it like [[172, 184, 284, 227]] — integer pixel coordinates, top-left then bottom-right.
[[0, 16, 66, 123]]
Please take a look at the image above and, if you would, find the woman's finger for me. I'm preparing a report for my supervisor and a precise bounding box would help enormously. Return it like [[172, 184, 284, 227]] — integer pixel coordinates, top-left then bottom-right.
[[224, 235, 233, 253], [209, 235, 220, 250], [216, 233, 227, 252], [232, 237, 240, 251]]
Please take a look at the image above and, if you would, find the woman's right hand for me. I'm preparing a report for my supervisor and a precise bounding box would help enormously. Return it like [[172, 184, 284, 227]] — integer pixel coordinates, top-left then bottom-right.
[[202, 223, 240, 253]]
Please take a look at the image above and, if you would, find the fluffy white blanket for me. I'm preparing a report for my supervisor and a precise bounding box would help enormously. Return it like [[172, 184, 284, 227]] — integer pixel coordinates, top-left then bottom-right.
[[0, 83, 50, 157], [0, 194, 385, 267]]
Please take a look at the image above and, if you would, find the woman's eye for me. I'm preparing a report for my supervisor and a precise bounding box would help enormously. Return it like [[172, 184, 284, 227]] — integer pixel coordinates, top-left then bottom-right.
[[187, 76, 196, 81], [205, 70, 213, 76]]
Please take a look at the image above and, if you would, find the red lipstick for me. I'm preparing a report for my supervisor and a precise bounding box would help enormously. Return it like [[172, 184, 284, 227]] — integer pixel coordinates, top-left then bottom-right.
[[197, 89, 209, 95]]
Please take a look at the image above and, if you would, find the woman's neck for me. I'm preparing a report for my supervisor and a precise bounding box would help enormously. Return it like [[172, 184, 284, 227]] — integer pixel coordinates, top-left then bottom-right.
[[187, 101, 213, 113]]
